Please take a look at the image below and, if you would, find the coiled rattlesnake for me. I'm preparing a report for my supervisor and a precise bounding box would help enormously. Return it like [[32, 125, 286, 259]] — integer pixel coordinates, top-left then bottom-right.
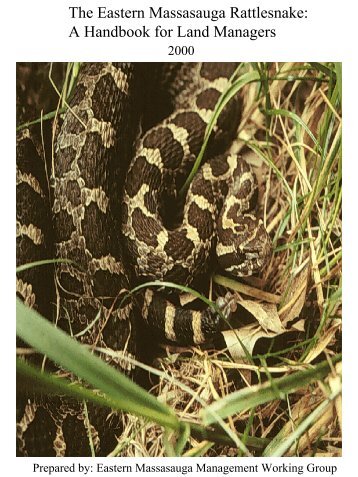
[[16, 62, 271, 456]]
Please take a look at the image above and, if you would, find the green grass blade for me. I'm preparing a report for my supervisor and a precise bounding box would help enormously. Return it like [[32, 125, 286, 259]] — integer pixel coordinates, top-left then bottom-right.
[[121, 280, 217, 310], [184, 442, 214, 457], [334, 63, 342, 105], [19, 360, 269, 452], [309, 62, 336, 80], [174, 422, 191, 456], [246, 141, 293, 200], [201, 356, 340, 425], [16, 258, 72, 273], [266, 108, 323, 155], [16, 107, 67, 132], [179, 70, 260, 197], [16, 299, 179, 430], [17, 359, 116, 409], [263, 388, 341, 456]]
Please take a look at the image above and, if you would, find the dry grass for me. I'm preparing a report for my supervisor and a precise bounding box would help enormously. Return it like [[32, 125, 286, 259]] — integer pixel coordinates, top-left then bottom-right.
[[113, 62, 342, 457], [17, 62, 342, 457]]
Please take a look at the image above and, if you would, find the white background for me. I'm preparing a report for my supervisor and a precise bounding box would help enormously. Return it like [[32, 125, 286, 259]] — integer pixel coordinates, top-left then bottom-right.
[[1, 0, 356, 474]]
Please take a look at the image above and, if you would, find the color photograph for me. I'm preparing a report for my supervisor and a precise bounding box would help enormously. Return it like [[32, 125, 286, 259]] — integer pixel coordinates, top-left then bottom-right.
[[16, 62, 342, 457]]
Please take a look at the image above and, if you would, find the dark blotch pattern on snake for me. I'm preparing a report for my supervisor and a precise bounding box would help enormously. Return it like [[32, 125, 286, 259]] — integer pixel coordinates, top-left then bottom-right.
[[122, 63, 271, 344], [16, 63, 271, 456]]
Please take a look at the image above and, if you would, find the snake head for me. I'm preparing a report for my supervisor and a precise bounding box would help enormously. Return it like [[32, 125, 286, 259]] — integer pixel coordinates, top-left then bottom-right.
[[217, 214, 272, 277]]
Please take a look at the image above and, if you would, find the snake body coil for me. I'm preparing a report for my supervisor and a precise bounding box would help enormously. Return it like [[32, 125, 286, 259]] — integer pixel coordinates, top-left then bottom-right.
[[16, 63, 271, 456]]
